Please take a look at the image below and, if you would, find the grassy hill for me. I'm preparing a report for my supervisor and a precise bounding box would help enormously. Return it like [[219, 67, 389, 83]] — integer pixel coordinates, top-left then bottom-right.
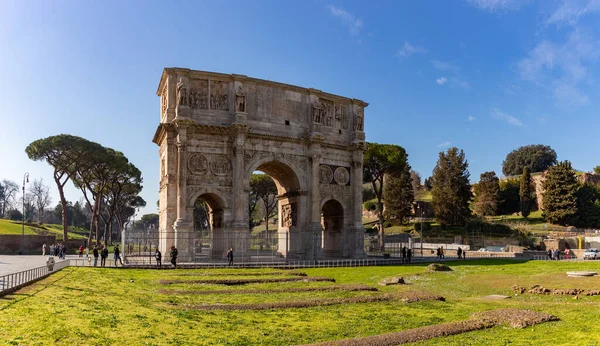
[[0, 219, 87, 240]]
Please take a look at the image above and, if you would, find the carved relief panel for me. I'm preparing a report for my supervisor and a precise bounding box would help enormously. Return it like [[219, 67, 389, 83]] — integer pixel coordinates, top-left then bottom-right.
[[319, 165, 333, 184], [335, 104, 349, 130], [188, 154, 209, 174], [210, 155, 231, 175], [210, 80, 229, 111], [282, 203, 297, 227], [189, 79, 208, 109], [333, 167, 350, 185], [313, 98, 334, 126]]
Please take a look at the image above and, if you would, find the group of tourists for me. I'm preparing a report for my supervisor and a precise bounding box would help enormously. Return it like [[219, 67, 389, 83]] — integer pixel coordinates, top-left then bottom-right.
[[154, 246, 178, 268], [547, 248, 569, 260], [42, 243, 68, 259], [456, 247, 466, 259], [436, 247, 445, 260], [90, 245, 123, 267]]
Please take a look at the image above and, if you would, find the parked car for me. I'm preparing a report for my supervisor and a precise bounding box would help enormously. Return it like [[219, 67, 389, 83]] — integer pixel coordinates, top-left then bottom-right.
[[583, 248, 600, 260]]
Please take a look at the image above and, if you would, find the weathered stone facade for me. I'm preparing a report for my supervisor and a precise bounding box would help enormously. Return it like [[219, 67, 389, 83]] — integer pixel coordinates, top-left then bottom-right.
[[153, 68, 368, 260]]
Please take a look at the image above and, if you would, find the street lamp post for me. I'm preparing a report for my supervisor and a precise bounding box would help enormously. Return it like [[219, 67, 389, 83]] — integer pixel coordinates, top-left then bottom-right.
[[20, 172, 30, 255]]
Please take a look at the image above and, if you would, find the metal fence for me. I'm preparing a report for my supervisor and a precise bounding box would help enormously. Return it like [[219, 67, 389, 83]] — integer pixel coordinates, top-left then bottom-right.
[[123, 230, 312, 265], [0, 260, 70, 296]]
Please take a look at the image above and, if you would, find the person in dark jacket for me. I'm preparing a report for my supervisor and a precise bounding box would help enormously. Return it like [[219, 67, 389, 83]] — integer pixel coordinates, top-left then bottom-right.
[[93, 247, 99, 267], [155, 249, 162, 267], [114, 246, 123, 267], [101, 246, 109, 267], [170, 246, 178, 268], [226, 248, 234, 266]]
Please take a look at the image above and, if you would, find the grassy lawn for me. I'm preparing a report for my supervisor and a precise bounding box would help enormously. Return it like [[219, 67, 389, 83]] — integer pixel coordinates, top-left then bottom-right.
[[3, 260, 600, 345], [0, 219, 87, 240], [0, 219, 38, 235], [415, 189, 432, 202]]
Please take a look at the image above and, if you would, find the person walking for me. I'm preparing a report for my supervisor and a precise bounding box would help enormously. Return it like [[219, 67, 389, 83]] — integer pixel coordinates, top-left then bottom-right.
[[101, 246, 108, 267], [114, 246, 123, 267], [93, 246, 99, 267], [78, 245, 84, 258], [42, 243, 47, 256], [50, 244, 55, 256], [565, 248, 570, 260], [401, 246, 407, 264], [457, 247, 462, 259], [155, 248, 162, 267], [554, 248, 560, 261], [440, 246, 445, 260], [226, 248, 234, 266], [407, 248, 412, 264], [170, 246, 178, 268], [547, 249, 553, 260]]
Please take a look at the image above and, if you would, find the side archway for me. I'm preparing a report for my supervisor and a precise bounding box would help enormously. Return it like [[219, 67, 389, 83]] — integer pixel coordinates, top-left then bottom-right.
[[321, 199, 344, 258]]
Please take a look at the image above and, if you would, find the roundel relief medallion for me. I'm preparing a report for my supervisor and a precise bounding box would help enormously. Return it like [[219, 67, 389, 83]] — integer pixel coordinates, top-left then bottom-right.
[[210, 155, 231, 176], [334, 167, 350, 185], [319, 165, 333, 184], [188, 154, 208, 174]]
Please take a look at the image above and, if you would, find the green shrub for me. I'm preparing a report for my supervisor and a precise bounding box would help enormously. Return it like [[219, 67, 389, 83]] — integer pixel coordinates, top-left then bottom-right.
[[465, 219, 514, 237], [362, 186, 376, 202], [383, 221, 392, 228], [413, 221, 432, 232], [364, 200, 378, 211]]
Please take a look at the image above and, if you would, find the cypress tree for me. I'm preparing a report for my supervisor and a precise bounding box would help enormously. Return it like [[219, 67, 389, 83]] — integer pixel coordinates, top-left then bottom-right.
[[542, 161, 578, 225], [473, 171, 500, 216], [384, 164, 414, 225], [520, 167, 533, 218], [431, 147, 472, 226]]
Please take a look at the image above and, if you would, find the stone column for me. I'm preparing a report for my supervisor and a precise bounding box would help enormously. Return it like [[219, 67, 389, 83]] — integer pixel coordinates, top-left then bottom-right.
[[351, 145, 367, 258], [173, 127, 192, 261], [230, 125, 250, 259], [232, 127, 247, 228], [308, 142, 323, 260]]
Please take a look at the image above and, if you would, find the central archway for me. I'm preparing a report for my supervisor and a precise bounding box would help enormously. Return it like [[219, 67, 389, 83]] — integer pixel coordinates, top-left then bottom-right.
[[245, 158, 308, 259]]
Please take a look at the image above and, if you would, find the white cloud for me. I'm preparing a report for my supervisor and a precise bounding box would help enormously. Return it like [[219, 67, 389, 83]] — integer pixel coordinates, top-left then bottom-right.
[[547, 0, 600, 26], [438, 141, 452, 148], [431, 60, 459, 71], [492, 108, 524, 126], [553, 82, 590, 106], [327, 5, 364, 35], [465, 0, 528, 12], [517, 30, 599, 106], [396, 41, 427, 57], [468, 116, 477, 121], [436, 77, 448, 85]]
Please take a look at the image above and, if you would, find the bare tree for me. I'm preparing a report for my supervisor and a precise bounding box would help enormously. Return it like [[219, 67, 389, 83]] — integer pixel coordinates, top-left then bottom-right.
[[30, 178, 52, 223], [0, 180, 19, 218]]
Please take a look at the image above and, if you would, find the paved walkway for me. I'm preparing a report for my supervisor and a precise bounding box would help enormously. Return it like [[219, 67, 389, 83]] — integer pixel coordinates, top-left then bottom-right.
[[0, 255, 72, 276]]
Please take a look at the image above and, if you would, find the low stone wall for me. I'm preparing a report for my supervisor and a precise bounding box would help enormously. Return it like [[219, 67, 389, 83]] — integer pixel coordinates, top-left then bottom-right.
[[0, 235, 56, 254]]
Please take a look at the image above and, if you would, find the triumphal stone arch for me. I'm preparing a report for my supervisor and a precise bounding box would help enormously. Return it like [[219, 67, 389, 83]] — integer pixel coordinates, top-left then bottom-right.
[[153, 68, 368, 261]]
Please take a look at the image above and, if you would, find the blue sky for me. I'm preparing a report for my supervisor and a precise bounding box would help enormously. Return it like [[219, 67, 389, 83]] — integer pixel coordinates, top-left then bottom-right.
[[1, 0, 599, 216]]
